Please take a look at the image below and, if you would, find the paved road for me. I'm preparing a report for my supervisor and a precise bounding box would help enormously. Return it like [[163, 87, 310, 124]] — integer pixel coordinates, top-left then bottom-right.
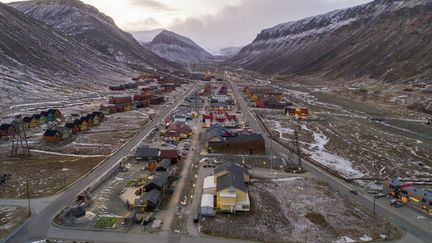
[[230, 80, 432, 243], [4, 84, 197, 243]]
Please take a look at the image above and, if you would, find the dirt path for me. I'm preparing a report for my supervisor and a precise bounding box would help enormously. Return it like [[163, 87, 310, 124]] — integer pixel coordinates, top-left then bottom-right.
[[161, 119, 201, 231]]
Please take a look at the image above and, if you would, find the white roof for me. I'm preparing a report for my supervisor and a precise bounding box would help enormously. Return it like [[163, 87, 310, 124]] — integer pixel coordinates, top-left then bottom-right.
[[203, 175, 216, 189], [201, 194, 214, 207]]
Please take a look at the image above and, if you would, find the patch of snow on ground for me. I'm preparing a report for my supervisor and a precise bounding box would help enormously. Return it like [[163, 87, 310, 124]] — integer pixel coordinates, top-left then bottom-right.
[[359, 234, 373, 241], [335, 236, 356, 243], [302, 124, 364, 179]]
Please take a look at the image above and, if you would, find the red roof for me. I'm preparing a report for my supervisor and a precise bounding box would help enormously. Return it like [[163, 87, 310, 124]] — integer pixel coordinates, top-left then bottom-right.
[[159, 150, 180, 159]]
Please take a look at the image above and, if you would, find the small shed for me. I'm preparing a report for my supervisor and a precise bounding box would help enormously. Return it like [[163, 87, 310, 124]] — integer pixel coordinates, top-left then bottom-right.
[[201, 194, 215, 217]]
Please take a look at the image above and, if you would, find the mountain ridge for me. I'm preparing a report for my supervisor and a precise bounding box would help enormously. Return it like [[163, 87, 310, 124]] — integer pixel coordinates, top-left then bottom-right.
[[229, 0, 432, 83], [9, 0, 181, 70], [145, 30, 215, 64]]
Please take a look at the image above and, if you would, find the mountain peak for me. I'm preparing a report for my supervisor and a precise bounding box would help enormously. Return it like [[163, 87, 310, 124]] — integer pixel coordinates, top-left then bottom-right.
[[147, 30, 214, 64]]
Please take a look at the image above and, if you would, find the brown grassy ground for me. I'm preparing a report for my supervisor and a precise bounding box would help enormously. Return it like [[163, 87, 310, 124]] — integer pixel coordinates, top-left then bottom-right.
[[0, 206, 28, 239], [0, 152, 104, 198]]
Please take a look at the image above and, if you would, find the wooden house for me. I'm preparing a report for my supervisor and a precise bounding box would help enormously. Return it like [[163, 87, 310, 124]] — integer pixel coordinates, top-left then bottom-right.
[[78, 117, 88, 131], [65, 122, 80, 135], [156, 159, 171, 172], [55, 127, 72, 140], [135, 147, 160, 161], [159, 150, 180, 164], [43, 129, 62, 142], [134, 189, 161, 213], [214, 162, 251, 213], [48, 109, 62, 119], [207, 134, 265, 155], [32, 114, 42, 125], [143, 172, 168, 192], [23, 116, 38, 128], [0, 124, 15, 137], [39, 111, 49, 124]]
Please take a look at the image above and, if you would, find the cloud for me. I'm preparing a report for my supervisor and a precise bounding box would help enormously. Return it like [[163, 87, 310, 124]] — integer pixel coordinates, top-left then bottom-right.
[[128, 0, 174, 11], [124, 17, 163, 31], [169, 0, 371, 50]]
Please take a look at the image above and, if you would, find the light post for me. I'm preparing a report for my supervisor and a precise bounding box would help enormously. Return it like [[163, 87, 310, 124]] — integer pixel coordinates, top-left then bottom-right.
[[373, 195, 377, 215], [26, 177, 31, 216]]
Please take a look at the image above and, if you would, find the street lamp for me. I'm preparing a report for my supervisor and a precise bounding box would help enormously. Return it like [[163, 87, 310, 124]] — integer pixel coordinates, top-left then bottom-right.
[[26, 177, 31, 216]]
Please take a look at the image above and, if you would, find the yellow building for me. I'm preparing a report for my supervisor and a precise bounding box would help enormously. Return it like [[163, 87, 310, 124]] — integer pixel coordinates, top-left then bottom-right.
[[214, 162, 251, 213]]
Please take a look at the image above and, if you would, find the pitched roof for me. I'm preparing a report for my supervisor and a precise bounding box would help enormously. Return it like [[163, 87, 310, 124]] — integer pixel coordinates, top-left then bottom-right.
[[202, 124, 233, 142], [159, 150, 180, 159], [135, 147, 160, 158], [156, 159, 171, 171], [0, 124, 14, 130], [216, 172, 247, 192], [146, 172, 168, 188], [43, 129, 61, 137], [214, 162, 251, 177], [135, 189, 161, 205]]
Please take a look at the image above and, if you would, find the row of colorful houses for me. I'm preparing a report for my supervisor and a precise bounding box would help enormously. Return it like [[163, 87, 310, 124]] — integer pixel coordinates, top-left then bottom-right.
[[43, 112, 104, 142], [23, 109, 62, 128]]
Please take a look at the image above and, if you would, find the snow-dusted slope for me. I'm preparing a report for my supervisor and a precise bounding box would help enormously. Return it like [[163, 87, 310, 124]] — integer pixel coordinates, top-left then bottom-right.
[[146, 30, 214, 64], [9, 0, 180, 70], [230, 0, 432, 82], [0, 2, 133, 110]]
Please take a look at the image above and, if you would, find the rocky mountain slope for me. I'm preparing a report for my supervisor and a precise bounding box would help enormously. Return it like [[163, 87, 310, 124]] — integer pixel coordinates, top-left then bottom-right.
[[9, 0, 179, 70], [230, 0, 432, 83], [145, 30, 214, 64], [0, 2, 133, 110], [218, 46, 243, 58]]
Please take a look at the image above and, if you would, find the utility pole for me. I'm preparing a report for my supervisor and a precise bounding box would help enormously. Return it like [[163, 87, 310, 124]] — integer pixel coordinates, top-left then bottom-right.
[[373, 196, 376, 215], [26, 177, 31, 216]]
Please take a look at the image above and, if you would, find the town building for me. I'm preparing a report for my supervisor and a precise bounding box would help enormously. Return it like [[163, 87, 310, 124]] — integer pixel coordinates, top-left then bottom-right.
[[214, 162, 251, 213], [134, 147, 160, 161]]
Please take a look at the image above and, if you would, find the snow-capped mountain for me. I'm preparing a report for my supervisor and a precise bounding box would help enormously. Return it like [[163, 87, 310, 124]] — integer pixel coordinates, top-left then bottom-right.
[[145, 30, 214, 64], [0, 2, 134, 109], [9, 0, 180, 70], [230, 0, 432, 82]]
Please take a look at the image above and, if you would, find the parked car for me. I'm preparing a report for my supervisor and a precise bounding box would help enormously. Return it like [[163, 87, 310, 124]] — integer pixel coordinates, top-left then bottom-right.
[[375, 193, 386, 198], [392, 201, 404, 208], [349, 190, 358, 195]]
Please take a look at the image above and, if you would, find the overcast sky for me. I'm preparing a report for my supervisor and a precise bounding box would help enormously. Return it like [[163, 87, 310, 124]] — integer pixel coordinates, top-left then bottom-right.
[[2, 0, 372, 51]]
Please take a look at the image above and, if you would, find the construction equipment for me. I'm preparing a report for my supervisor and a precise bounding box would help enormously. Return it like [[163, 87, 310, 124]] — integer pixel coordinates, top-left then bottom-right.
[[10, 115, 31, 157]]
